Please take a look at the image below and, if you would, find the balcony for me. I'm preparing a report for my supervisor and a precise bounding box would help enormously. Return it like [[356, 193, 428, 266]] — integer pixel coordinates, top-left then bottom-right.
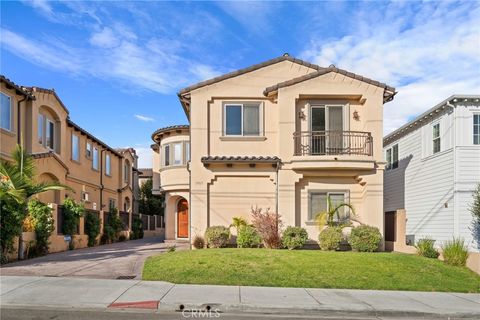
[[293, 131, 373, 156]]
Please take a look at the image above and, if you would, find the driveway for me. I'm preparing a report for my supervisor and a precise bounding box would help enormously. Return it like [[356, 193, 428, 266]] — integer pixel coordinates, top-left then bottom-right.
[[0, 237, 186, 279]]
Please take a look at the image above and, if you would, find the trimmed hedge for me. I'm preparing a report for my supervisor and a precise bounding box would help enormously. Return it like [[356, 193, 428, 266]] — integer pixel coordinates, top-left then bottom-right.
[[237, 225, 262, 248], [205, 226, 230, 248], [319, 227, 343, 251], [349, 225, 382, 252], [281, 226, 308, 250]]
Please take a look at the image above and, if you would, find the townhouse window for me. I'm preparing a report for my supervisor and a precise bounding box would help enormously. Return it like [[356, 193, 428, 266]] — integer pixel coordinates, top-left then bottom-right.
[[173, 143, 182, 165], [92, 147, 99, 170], [71, 133, 80, 161], [385, 144, 398, 170], [164, 145, 170, 166], [109, 198, 116, 211], [86, 142, 92, 158], [474, 114, 480, 145], [105, 154, 111, 176], [124, 162, 130, 183], [224, 103, 260, 136], [432, 123, 440, 154], [185, 142, 190, 162], [0, 92, 12, 131], [309, 191, 349, 222], [81, 191, 90, 203], [46, 119, 55, 150], [38, 114, 44, 144]]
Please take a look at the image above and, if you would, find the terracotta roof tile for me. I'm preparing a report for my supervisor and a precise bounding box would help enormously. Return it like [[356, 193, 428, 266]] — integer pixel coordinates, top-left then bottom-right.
[[151, 124, 189, 142], [0, 75, 35, 99]]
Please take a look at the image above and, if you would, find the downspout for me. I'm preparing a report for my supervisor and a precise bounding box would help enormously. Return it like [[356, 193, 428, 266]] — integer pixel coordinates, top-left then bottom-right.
[[188, 126, 192, 249], [446, 101, 458, 238], [275, 160, 280, 233], [16, 95, 27, 261], [100, 149, 105, 211]]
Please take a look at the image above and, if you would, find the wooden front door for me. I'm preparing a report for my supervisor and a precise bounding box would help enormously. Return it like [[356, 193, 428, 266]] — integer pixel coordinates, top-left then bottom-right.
[[177, 199, 189, 238]]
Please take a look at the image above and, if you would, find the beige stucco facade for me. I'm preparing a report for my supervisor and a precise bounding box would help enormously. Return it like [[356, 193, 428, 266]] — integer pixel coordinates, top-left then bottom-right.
[[153, 55, 395, 244], [1, 77, 139, 214]]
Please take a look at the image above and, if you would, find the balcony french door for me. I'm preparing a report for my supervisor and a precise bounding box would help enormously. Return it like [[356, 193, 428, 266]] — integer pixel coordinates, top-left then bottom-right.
[[311, 105, 343, 155]]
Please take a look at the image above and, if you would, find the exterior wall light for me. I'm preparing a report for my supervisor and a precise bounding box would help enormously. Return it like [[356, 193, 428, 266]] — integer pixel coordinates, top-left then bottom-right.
[[353, 110, 360, 121]]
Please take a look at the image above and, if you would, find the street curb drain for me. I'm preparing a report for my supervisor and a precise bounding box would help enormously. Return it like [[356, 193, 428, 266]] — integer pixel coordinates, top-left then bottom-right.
[[116, 275, 136, 279]]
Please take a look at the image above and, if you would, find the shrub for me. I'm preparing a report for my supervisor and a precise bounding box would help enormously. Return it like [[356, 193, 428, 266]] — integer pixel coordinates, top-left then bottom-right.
[[282, 226, 308, 250], [103, 208, 123, 243], [205, 226, 230, 248], [416, 237, 439, 259], [251, 206, 283, 249], [28, 199, 55, 255], [193, 235, 205, 249], [349, 225, 382, 252], [441, 238, 469, 266], [62, 198, 84, 249], [167, 245, 176, 252], [85, 211, 101, 247], [237, 225, 262, 248], [319, 227, 343, 251], [0, 200, 24, 263], [130, 217, 144, 240]]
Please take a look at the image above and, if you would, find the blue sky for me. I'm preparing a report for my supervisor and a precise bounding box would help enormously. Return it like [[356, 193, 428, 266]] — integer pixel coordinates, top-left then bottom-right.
[[1, 1, 479, 167]]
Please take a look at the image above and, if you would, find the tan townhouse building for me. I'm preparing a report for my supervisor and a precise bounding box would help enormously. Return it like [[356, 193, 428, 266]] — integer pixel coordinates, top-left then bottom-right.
[[1, 75, 139, 213], [152, 54, 396, 243]]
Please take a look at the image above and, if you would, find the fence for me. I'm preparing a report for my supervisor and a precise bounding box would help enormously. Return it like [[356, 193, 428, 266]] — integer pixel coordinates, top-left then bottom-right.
[[141, 214, 149, 231], [119, 211, 129, 231], [56, 205, 80, 235], [149, 216, 155, 231]]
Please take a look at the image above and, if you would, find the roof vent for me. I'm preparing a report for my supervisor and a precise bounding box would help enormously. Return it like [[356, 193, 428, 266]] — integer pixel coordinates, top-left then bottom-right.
[[283, 53, 290, 57]]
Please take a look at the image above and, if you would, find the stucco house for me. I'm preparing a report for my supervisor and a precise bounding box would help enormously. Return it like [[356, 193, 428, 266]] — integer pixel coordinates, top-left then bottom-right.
[[1, 75, 139, 215], [383, 95, 480, 268], [152, 54, 396, 243]]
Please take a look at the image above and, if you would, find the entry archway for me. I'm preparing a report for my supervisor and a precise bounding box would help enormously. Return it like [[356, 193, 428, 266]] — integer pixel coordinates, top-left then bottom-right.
[[176, 198, 188, 238]]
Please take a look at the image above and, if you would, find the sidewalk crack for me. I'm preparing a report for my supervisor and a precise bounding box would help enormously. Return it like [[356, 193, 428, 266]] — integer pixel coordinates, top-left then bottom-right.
[[159, 283, 176, 302], [304, 288, 321, 306], [0, 277, 46, 297], [109, 280, 141, 306]]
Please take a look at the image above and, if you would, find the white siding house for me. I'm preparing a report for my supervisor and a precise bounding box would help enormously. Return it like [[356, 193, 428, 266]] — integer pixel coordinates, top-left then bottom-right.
[[384, 95, 480, 252]]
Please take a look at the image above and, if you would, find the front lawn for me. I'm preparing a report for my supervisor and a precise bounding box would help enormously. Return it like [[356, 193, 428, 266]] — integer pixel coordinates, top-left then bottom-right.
[[143, 249, 480, 293]]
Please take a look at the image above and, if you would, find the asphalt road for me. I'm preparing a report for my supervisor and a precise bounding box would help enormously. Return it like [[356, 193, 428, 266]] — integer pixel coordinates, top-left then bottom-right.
[[0, 237, 183, 279], [2, 306, 465, 320]]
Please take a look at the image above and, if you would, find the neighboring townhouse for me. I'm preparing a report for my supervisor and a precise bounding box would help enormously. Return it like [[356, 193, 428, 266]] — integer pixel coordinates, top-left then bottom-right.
[[0, 75, 139, 213], [384, 95, 480, 256], [152, 54, 396, 243], [138, 168, 153, 187]]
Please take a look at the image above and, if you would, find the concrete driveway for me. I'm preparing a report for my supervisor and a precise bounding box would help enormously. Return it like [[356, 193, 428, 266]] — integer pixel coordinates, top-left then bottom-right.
[[0, 237, 185, 279]]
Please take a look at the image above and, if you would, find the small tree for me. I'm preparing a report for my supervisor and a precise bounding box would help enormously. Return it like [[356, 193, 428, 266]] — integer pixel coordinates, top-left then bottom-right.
[[139, 178, 164, 216], [230, 216, 247, 235], [470, 183, 480, 250], [315, 196, 356, 230], [251, 206, 283, 249], [85, 211, 101, 247]]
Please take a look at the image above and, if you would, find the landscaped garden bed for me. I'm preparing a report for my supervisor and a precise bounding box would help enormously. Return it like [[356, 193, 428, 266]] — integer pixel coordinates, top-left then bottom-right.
[[143, 248, 480, 293]]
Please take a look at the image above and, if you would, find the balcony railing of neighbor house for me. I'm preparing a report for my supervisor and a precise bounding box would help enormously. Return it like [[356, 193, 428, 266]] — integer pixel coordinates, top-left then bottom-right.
[[293, 131, 373, 156]]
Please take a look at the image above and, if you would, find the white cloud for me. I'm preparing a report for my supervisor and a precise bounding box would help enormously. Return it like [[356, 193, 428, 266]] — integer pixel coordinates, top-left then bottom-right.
[[134, 114, 155, 122], [215, 1, 278, 34], [135, 147, 153, 168], [23, 0, 53, 17], [300, 1, 480, 134], [89, 27, 119, 48]]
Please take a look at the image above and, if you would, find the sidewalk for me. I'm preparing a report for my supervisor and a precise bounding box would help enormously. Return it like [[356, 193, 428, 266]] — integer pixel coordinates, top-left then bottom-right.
[[1, 276, 479, 318]]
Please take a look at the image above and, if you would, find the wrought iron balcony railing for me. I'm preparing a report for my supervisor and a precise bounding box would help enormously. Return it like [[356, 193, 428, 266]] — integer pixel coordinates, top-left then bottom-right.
[[293, 131, 373, 156]]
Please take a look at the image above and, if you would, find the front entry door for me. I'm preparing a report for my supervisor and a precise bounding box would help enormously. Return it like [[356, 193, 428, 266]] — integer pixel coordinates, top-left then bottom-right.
[[177, 199, 189, 238]]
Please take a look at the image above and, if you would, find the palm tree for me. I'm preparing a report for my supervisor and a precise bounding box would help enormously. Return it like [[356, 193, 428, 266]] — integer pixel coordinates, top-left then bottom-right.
[[314, 196, 356, 230], [0, 144, 69, 260]]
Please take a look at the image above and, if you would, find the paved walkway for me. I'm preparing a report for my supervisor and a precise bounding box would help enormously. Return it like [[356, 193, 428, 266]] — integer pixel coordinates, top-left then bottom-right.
[[0, 237, 183, 279], [1, 276, 479, 318]]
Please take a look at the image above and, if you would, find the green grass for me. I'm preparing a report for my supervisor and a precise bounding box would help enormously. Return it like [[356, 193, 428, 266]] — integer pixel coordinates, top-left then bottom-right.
[[143, 249, 480, 293]]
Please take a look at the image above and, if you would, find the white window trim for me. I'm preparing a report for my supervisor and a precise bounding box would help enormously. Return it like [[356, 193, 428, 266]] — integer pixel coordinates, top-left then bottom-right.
[[223, 102, 263, 137], [309, 104, 346, 132], [385, 144, 398, 170], [0, 92, 13, 132], [308, 190, 350, 222], [432, 122, 441, 154]]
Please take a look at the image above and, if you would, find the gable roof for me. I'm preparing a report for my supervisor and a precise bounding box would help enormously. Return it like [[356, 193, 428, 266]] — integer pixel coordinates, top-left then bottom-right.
[[178, 54, 322, 96], [383, 95, 480, 146], [263, 65, 396, 102], [27, 86, 70, 115]]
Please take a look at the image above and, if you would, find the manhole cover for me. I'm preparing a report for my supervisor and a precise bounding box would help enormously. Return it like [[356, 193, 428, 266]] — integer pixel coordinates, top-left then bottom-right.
[[116, 275, 136, 279]]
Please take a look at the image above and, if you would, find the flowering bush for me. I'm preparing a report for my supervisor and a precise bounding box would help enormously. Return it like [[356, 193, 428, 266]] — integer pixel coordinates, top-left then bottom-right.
[[251, 207, 283, 249]]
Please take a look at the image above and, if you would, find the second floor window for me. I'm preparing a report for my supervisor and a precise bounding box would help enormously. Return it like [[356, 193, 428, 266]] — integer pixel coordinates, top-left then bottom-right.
[[386, 144, 398, 170], [38, 114, 44, 144], [432, 123, 440, 154], [0, 92, 12, 131], [185, 142, 190, 162], [174, 143, 182, 165], [105, 154, 111, 176], [124, 162, 130, 183], [164, 145, 170, 166], [474, 114, 479, 145], [224, 103, 260, 136], [45, 119, 55, 150], [72, 134, 79, 161], [86, 142, 92, 158], [92, 147, 99, 170]]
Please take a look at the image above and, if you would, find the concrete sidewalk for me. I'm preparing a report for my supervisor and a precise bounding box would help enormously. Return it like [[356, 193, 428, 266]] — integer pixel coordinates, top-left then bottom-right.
[[1, 276, 479, 318]]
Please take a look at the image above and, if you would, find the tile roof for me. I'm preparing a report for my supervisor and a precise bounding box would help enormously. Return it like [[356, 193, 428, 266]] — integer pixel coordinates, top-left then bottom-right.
[[178, 54, 322, 95], [0, 75, 35, 99], [201, 156, 281, 163], [67, 119, 123, 158], [31, 151, 69, 172], [263, 65, 396, 101], [26, 86, 70, 114], [151, 124, 189, 142]]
